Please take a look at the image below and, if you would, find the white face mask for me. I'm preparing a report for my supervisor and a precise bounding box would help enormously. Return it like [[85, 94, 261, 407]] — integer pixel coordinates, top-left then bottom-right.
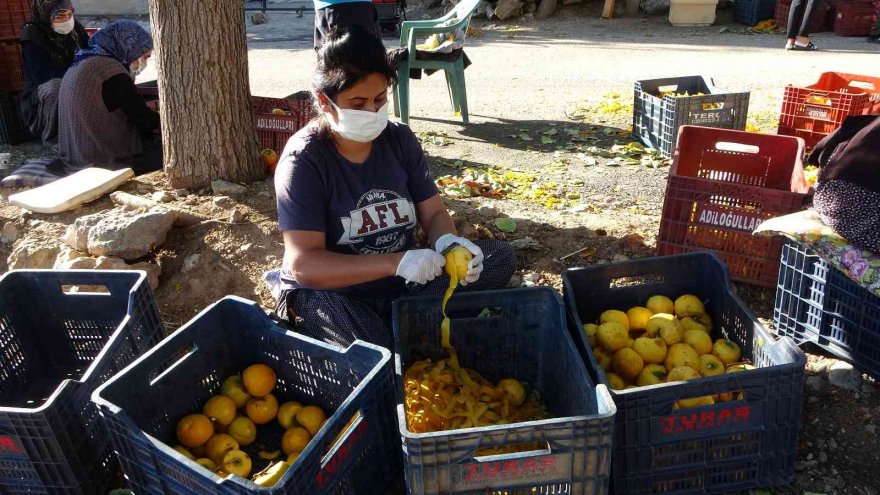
[[51, 17, 75, 35], [325, 96, 389, 143], [130, 55, 148, 77]]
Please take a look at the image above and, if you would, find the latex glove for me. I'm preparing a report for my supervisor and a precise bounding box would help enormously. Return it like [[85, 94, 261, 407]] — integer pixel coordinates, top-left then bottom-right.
[[396, 249, 446, 285], [434, 233, 484, 285]]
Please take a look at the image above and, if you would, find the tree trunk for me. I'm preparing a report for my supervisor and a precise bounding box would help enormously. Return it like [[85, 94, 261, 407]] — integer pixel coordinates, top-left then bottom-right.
[[149, 0, 263, 190]]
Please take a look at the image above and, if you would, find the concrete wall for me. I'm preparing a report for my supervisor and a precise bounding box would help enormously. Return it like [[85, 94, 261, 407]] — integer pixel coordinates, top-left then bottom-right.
[[75, 0, 149, 16]]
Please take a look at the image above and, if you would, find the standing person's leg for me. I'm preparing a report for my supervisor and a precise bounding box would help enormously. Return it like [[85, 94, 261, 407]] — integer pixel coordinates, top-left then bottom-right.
[[868, 15, 880, 42], [314, 2, 383, 52], [792, 0, 819, 50], [407, 240, 517, 298], [786, 0, 806, 45], [277, 288, 394, 350]]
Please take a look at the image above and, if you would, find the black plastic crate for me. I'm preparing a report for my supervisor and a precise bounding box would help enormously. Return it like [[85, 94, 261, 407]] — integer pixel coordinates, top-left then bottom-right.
[[92, 296, 400, 495], [774, 240, 880, 379], [0, 270, 164, 494], [735, 0, 777, 24], [392, 288, 615, 495], [562, 253, 806, 495], [633, 76, 750, 158]]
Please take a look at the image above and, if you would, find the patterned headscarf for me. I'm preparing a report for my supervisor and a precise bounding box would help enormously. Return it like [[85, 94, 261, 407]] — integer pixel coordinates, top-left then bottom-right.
[[30, 0, 74, 23], [73, 20, 153, 66]]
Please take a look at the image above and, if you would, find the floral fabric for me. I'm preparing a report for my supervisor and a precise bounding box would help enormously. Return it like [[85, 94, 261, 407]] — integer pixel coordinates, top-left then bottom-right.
[[755, 209, 880, 297]]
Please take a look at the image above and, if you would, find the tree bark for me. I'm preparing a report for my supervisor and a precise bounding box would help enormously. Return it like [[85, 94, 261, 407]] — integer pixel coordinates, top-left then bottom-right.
[[149, 0, 263, 190]]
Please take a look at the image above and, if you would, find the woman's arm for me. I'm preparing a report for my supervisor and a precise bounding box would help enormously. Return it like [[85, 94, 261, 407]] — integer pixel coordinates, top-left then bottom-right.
[[416, 194, 457, 246], [102, 74, 160, 134], [20, 41, 57, 89], [283, 230, 405, 289]]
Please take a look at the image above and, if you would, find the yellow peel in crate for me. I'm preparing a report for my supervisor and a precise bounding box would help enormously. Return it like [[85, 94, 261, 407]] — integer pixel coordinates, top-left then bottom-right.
[[441, 246, 472, 370]]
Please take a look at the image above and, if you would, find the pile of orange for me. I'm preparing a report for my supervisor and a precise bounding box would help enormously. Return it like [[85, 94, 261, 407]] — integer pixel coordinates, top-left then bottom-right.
[[172, 364, 328, 486]]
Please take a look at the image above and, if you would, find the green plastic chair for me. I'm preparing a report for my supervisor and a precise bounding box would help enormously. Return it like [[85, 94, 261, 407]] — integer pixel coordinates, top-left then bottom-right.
[[392, 0, 481, 125]]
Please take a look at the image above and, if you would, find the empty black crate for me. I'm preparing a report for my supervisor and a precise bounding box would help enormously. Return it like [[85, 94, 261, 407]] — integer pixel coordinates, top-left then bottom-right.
[[633, 76, 750, 158]]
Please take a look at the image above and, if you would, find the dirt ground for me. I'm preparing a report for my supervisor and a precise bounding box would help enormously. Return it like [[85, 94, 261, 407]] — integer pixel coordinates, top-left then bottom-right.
[[2, 2, 880, 494]]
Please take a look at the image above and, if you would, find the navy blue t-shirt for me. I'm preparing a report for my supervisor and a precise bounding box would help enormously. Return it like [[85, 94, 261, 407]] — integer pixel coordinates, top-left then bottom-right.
[[275, 121, 438, 297]]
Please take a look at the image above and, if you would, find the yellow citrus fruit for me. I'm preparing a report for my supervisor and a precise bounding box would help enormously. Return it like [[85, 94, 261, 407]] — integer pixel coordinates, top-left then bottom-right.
[[681, 313, 712, 333], [195, 458, 217, 471], [676, 396, 715, 409], [287, 452, 300, 464], [246, 393, 279, 425], [699, 354, 725, 377], [205, 434, 239, 463], [646, 295, 675, 315], [497, 378, 526, 407], [674, 294, 705, 318], [242, 364, 277, 397], [282, 427, 311, 455], [632, 336, 667, 364], [227, 416, 257, 447], [659, 322, 684, 346], [174, 445, 196, 460], [597, 322, 629, 352], [611, 347, 644, 381], [583, 323, 599, 348], [176, 414, 214, 448], [606, 372, 626, 390], [665, 343, 701, 371], [204, 395, 238, 427], [296, 405, 327, 436], [220, 375, 251, 409], [626, 307, 654, 331], [272, 108, 286, 116], [277, 401, 304, 430], [626, 338, 635, 349], [637, 364, 668, 386], [445, 246, 472, 280], [221, 449, 252, 478], [713, 339, 742, 365], [600, 310, 630, 331], [645, 313, 681, 338], [593, 347, 613, 370], [726, 363, 755, 373], [667, 365, 701, 382], [683, 330, 713, 355]]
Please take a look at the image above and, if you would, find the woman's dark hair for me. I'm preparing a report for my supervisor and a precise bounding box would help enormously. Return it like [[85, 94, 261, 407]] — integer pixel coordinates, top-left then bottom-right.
[[311, 26, 397, 137]]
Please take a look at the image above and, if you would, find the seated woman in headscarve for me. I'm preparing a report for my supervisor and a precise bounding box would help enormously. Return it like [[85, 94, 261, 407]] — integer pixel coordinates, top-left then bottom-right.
[[57, 20, 162, 174], [19, 0, 89, 145], [809, 115, 880, 253]]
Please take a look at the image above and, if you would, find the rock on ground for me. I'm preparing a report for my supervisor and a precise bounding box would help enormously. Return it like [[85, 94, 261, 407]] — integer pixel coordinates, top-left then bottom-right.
[[1, 222, 19, 244], [211, 180, 248, 196], [53, 248, 161, 289], [72, 207, 177, 260], [495, 0, 525, 20], [8, 241, 60, 270], [535, 0, 558, 19]]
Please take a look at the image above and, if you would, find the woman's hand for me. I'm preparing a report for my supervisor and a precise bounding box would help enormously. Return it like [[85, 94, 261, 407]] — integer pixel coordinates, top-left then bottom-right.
[[395, 249, 446, 285], [435, 234, 484, 285]]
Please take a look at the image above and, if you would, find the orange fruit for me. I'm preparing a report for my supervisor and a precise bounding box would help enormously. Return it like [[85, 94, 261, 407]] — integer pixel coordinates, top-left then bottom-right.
[[220, 449, 252, 478], [496, 379, 526, 407], [260, 149, 278, 173], [220, 375, 251, 409], [277, 401, 304, 429], [205, 434, 239, 463], [282, 427, 311, 455], [242, 364, 277, 397], [295, 405, 327, 436], [227, 416, 257, 447], [173, 445, 196, 460], [176, 414, 214, 448], [204, 395, 237, 426], [246, 393, 279, 425]]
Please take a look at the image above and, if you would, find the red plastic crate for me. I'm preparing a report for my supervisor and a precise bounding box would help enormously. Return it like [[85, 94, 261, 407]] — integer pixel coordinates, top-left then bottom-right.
[[657, 126, 811, 287], [774, 0, 831, 32], [0, 38, 23, 94], [251, 95, 315, 154], [0, 0, 29, 39], [777, 72, 875, 149], [833, 0, 878, 35]]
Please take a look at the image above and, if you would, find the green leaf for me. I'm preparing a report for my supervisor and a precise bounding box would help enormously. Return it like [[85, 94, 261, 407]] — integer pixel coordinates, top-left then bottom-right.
[[519, 133, 532, 141], [543, 128, 559, 136], [541, 135, 556, 144], [494, 217, 518, 233]]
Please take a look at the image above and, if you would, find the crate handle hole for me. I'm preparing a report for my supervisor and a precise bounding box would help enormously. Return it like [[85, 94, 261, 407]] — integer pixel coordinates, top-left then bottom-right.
[[609, 273, 664, 289], [61, 284, 110, 294], [149, 343, 198, 386], [472, 441, 552, 462], [714, 142, 760, 154], [848, 80, 875, 91], [447, 306, 503, 320], [657, 84, 679, 94]]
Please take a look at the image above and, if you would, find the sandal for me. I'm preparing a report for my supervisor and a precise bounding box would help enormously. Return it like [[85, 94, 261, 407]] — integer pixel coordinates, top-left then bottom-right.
[[791, 42, 819, 51]]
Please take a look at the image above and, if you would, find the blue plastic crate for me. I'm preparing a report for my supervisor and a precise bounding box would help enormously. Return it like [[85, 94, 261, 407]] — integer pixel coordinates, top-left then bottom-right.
[[774, 240, 880, 379], [632, 76, 750, 158], [392, 287, 616, 495], [734, 0, 776, 24], [0, 270, 164, 494], [562, 253, 806, 495], [92, 296, 400, 495]]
